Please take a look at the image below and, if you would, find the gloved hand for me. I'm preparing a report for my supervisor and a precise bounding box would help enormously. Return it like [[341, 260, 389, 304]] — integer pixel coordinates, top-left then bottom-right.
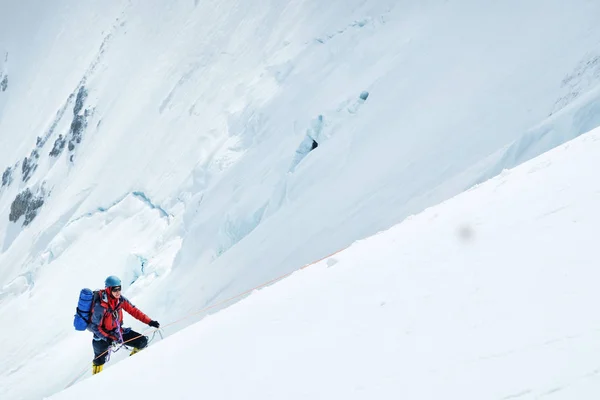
[[149, 320, 160, 328]]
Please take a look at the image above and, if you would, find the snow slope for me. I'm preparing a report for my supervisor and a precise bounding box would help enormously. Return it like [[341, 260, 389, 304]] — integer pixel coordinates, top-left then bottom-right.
[[51, 126, 600, 400], [1, 1, 600, 398]]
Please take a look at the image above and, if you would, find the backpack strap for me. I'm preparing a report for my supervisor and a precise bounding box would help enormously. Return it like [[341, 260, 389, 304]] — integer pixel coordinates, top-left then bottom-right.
[[75, 307, 89, 322], [86, 291, 101, 324]]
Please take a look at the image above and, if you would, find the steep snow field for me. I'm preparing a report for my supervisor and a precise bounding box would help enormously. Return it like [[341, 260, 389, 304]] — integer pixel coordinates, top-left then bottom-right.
[[51, 126, 600, 399], [1, 0, 600, 398]]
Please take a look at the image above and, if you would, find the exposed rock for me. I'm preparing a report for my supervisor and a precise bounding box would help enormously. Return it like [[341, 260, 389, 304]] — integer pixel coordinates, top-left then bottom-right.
[[22, 150, 40, 182], [49, 134, 66, 157], [73, 86, 88, 116], [68, 87, 89, 155], [69, 114, 86, 144], [2, 166, 13, 187], [9, 188, 45, 226]]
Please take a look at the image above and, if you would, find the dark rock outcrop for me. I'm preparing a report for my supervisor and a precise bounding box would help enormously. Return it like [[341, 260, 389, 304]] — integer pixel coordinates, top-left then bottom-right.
[[68, 86, 89, 155], [49, 134, 66, 157], [9, 188, 45, 226], [0, 75, 7, 92], [22, 150, 40, 182], [2, 166, 13, 187]]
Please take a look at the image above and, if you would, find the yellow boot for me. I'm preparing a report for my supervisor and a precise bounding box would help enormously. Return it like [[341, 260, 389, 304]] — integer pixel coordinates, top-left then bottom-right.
[[92, 364, 103, 375], [130, 347, 142, 356]]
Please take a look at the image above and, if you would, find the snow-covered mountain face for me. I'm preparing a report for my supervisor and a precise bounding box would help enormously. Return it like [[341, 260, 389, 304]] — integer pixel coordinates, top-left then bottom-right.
[[51, 126, 600, 400], [1, 1, 600, 398]]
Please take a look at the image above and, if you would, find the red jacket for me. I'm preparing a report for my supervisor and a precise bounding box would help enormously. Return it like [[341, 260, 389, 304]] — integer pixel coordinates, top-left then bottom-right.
[[89, 289, 151, 341]]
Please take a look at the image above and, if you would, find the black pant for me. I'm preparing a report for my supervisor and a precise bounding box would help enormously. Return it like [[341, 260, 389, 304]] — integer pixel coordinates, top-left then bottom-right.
[[92, 329, 148, 365]]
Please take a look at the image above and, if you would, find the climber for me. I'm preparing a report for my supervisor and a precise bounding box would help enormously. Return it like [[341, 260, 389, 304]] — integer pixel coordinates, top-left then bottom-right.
[[89, 275, 160, 374]]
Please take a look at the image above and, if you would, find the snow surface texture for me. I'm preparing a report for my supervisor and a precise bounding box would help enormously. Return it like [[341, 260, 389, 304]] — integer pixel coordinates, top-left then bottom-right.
[[52, 127, 600, 399], [1, 0, 600, 398]]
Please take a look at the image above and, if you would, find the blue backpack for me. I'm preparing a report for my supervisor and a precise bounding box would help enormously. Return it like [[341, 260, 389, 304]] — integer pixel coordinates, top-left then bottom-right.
[[73, 288, 99, 331]]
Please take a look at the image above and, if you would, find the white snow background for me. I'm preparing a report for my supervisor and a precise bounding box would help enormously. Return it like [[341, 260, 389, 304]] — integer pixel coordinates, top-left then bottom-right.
[[0, 0, 599, 398]]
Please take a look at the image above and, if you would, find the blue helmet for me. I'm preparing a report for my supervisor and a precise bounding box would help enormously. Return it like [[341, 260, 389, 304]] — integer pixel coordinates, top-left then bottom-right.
[[104, 275, 122, 288]]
